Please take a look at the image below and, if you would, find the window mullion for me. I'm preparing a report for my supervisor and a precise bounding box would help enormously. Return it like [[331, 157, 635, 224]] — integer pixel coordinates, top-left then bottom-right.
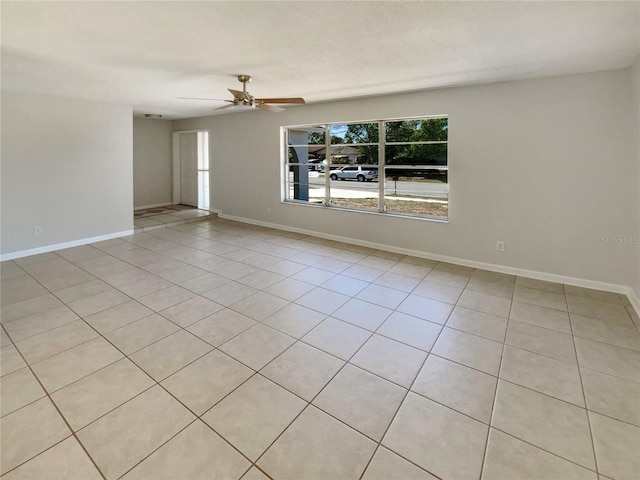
[[282, 128, 288, 203], [379, 120, 385, 213], [324, 125, 330, 207]]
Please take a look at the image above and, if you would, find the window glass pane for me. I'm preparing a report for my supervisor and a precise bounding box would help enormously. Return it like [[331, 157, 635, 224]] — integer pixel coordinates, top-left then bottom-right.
[[384, 167, 447, 183], [329, 146, 378, 166], [287, 165, 310, 195], [197, 132, 209, 170], [287, 184, 325, 204], [329, 182, 379, 211], [307, 184, 326, 204], [288, 126, 326, 145], [386, 118, 448, 142], [288, 146, 322, 165], [198, 172, 209, 210], [383, 168, 448, 218], [328, 164, 379, 183], [330, 123, 379, 144], [385, 144, 447, 166], [286, 168, 325, 204]]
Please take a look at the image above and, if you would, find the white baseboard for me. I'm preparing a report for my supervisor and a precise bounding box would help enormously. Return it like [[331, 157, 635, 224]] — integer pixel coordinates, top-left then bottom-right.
[[627, 290, 640, 319], [0, 230, 134, 261], [219, 212, 637, 305], [134, 202, 173, 210]]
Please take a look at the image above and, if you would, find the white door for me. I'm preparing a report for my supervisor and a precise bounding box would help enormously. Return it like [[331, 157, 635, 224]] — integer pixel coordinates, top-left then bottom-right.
[[180, 133, 198, 206]]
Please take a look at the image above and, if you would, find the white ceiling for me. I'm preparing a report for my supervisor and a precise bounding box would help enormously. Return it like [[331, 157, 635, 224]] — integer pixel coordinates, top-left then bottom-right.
[[2, 1, 639, 119]]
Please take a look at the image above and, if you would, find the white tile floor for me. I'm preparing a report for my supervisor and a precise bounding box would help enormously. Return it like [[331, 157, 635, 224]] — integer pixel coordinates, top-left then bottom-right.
[[1, 217, 639, 480]]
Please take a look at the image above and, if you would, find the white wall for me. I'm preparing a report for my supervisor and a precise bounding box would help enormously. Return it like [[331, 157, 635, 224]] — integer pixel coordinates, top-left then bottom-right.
[[173, 69, 639, 291], [1, 92, 133, 256], [133, 117, 173, 208], [630, 55, 640, 300]]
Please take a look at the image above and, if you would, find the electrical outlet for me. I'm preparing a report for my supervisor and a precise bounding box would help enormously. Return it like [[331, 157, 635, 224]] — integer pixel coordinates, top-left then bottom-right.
[[496, 241, 505, 252], [34, 226, 43, 235]]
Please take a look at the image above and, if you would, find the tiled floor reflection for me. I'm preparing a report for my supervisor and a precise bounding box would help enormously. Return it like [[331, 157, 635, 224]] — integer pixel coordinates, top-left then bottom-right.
[[1, 218, 639, 479], [133, 205, 215, 232]]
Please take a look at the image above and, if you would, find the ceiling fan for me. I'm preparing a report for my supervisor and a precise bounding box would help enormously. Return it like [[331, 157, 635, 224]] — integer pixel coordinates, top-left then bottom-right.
[[179, 75, 305, 113]]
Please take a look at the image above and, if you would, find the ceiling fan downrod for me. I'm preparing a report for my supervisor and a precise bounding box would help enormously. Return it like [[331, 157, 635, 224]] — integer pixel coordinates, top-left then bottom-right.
[[237, 75, 252, 95]]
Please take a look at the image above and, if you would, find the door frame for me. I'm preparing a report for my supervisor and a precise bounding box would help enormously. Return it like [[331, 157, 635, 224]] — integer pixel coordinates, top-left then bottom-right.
[[172, 129, 211, 207]]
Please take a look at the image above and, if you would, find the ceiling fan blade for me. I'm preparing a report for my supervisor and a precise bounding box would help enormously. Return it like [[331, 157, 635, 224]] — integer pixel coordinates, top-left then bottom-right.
[[213, 104, 236, 111], [228, 88, 250, 101], [256, 97, 305, 104], [256, 103, 284, 113], [178, 97, 230, 102]]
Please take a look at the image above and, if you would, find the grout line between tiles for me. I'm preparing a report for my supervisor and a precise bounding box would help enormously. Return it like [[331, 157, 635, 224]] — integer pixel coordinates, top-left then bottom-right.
[[487, 425, 600, 475], [479, 286, 513, 479], [567, 294, 601, 476]]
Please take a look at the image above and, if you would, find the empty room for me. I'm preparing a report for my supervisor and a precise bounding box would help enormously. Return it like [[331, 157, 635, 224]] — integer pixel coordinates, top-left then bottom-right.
[[1, 1, 639, 479]]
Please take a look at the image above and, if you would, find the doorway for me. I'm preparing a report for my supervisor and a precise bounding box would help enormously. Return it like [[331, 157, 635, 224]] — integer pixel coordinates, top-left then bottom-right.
[[172, 130, 210, 210]]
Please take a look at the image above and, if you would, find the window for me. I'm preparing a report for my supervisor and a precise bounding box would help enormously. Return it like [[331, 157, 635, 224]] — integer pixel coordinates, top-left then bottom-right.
[[282, 116, 448, 220], [197, 131, 210, 210]]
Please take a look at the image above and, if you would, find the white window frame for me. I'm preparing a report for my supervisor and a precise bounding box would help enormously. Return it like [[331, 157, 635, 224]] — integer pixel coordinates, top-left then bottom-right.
[[281, 115, 448, 221]]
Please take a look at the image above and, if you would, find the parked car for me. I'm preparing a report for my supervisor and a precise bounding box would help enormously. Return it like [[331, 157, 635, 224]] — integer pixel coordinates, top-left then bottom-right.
[[308, 158, 325, 172], [329, 165, 378, 182]]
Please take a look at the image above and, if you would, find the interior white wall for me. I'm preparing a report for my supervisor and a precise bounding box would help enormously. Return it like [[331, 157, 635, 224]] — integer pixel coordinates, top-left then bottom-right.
[[173, 69, 638, 292], [630, 55, 640, 300], [133, 117, 173, 208], [1, 92, 133, 255]]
